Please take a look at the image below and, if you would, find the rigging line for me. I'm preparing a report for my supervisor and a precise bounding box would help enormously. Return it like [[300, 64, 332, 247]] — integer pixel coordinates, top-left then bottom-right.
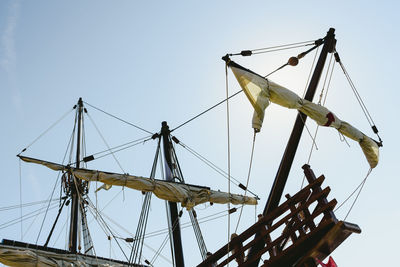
[[35, 166, 65, 245], [22, 206, 43, 239], [85, 204, 111, 239], [298, 111, 319, 150], [52, 214, 68, 246], [137, 207, 243, 240], [19, 159, 23, 240], [235, 132, 257, 233], [89, 135, 152, 157], [336, 59, 375, 126], [86, 112, 125, 173], [334, 168, 372, 215], [344, 168, 372, 221], [19, 107, 74, 154], [171, 90, 242, 132], [34, 112, 77, 245], [318, 51, 335, 105], [264, 44, 320, 78], [252, 44, 314, 56], [177, 141, 259, 198], [0, 202, 59, 230], [229, 40, 316, 57], [336, 54, 382, 144], [151, 214, 181, 265], [126, 240, 172, 264], [249, 40, 316, 52], [301, 53, 335, 189], [189, 209, 208, 260], [132, 139, 161, 264], [0, 198, 61, 211], [85, 197, 130, 262], [79, 136, 153, 165], [83, 101, 153, 135], [225, 61, 232, 266], [302, 46, 320, 98]]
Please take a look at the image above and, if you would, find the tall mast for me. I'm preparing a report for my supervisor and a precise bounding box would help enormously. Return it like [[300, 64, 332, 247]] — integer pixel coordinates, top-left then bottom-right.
[[264, 28, 336, 215], [69, 97, 83, 253], [161, 121, 185, 267], [247, 28, 336, 265]]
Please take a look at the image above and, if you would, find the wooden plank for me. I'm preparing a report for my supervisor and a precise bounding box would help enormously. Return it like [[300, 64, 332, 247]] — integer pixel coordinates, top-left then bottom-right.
[[198, 179, 332, 267], [302, 165, 337, 222], [295, 221, 361, 266], [261, 219, 336, 267], [243, 199, 337, 267]]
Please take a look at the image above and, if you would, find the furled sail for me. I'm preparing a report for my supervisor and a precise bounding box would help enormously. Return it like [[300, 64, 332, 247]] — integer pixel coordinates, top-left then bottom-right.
[[18, 156, 257, 210], [227, 60, 379, 168], [0, 242, 127, 267]]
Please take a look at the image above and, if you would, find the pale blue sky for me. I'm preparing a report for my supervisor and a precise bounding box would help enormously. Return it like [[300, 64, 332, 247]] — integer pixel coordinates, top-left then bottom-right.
[[1, 1, 398, 266]]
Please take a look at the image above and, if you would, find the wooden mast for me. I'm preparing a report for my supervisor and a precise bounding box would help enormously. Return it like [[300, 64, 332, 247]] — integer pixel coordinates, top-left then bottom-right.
[[69, 97, 83, 253], [161, 121, 185, 267], [246, 28, 336, 266]]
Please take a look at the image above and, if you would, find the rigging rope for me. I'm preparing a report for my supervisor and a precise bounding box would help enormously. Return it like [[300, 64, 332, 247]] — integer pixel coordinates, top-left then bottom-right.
[[334, 168, 372, 219], [228, 40, 316, 57], [85, 196, 130, 262], [189, 209, 208, 260], [0, 202, 59, 230], [86, 112, 125, 173], [151, 210, 182, 265], [130, 138, 160, 265], [301, 52, 335, 189], [83, 101, 153, 135], [169, 139, 209, 259], [225, 61, 232, 266], [171, 90, 242, 132], [80, 135, 152, 164], [34, 114, 77, 245], [302, 46, 320, 98], [335, 51, 382, 145], [234, 131, 256, 233], [176, 140, 258, 197], [264, 42, 322, 78], [172, 41, 318, 132], [19, 159, 22, 240], [0, 198, 61, 211], [19, 107, 74, 154]]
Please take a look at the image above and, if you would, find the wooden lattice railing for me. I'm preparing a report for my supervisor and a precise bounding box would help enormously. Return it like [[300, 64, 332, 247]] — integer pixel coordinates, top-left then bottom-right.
[[198, 165, 360, 267]]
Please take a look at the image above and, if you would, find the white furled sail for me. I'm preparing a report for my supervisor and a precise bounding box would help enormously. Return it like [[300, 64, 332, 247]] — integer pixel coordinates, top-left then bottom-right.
[[228, 61, 379, 168], [18, 156, 257, 210], [0, 243, 126, 267]]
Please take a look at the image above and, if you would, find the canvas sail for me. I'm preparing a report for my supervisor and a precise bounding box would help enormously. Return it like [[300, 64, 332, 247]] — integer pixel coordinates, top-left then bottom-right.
[[0, 242, 128, 267], [18, 156, 257, 210], [227, 60, 379, 168]]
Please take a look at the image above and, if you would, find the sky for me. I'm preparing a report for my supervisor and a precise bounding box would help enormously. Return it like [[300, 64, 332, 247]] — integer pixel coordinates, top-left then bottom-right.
[[0, 1, 399, 266]]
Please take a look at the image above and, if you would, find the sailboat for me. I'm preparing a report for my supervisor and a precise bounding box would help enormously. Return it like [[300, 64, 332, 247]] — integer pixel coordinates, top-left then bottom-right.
[[0, 28, 381, 266]]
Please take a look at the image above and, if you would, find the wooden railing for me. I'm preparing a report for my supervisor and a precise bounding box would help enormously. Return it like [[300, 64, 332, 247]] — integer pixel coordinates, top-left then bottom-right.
[[198, 165, 358, 267]]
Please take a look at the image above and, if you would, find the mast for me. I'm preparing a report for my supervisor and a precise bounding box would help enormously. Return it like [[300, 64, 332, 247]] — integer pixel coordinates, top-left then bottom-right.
[[264, 28, 336, 215], [247, 28, 336, 265], [161, 121, 185, 267], [69, 97, 83, 253]]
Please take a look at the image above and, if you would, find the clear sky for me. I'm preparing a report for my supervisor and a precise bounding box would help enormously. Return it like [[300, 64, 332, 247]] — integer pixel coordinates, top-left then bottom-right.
[[0, 1, 399, 266]]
